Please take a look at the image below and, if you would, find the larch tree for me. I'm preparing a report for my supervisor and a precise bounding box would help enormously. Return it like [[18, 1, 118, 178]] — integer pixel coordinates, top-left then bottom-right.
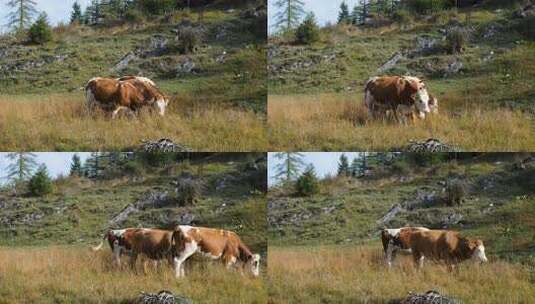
[[273, 0, 305, 33], [6, 152, 37, 185], [6, 0, 37, 32], [273, 152, 306, 185]]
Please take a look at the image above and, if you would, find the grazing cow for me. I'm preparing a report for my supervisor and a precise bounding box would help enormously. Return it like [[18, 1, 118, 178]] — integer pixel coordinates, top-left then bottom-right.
[[85, 76, 169, 118], [409, 230, 488, 270], [364, 76, 432, 122], [91, 228, 174, 268], [171, 225, 260, 278], [381, 227, 430, 268]]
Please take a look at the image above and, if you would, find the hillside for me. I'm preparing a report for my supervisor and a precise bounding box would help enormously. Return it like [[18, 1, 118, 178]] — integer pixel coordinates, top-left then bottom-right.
[[268, 1, 535, 151], [268, 153, 535, 303], [0, 2, 268, 151], [0, 153, 267, 303]]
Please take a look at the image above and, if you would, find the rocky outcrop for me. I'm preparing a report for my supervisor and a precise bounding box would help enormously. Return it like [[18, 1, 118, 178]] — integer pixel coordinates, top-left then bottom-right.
[[109, 191, 173, 226]]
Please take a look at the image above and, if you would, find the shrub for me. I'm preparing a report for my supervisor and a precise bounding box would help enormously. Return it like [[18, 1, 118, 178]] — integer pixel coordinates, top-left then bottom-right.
[[406, 0, 451, 15], [393, 9, 413, 29], [136, 0, 175, 15], [175, 27, 201, 54], [123, 161, 145, 176], [174, 176, 204, 205], [124, 9, 145, 24], [295, 165, 320, 196], [446, 27, 468, 54], [28, 13, 53, 44], [295, 13, 320, 45], [29, 165, 53, 196], [445, 178, 468, 206], [391, 160, 410, 175]]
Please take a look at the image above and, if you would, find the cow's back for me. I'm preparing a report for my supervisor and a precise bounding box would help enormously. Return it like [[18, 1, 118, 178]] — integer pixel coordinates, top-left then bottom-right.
[[130, 228, 173, 259]]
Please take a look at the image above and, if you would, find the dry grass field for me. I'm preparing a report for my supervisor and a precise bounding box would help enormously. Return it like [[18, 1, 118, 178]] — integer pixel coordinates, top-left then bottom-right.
[[268, 93, 535, 151], [0, 94, 267, 151], [268, 245, 535, 304], [0, 246, 267, 304]]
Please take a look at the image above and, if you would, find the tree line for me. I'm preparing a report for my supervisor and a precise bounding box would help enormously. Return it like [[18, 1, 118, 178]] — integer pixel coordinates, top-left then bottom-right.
[[273, 0, 468, 37]]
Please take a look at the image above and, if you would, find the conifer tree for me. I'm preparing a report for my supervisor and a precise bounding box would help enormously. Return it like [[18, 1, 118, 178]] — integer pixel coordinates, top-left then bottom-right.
[[273, 0, 306, 33], [6, 0, 37, 32], [70, 1, 83, 23], [338, 1, 350, 24]]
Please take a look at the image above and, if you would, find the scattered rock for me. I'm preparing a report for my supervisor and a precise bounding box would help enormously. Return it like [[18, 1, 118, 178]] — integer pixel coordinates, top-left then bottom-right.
[[112, 51, 139, 72], [377, 204, 404, 225], [136, 290, 193, 304], [397, 290, 462, 304], [377, 52, 404, 73], [405, 138, 461, 152], [443, 57, 463, 76], [140, 138, 192, 152], [441, 213, 463, 228], [109, 191, 173, 226], [176, 57, 196, 75]]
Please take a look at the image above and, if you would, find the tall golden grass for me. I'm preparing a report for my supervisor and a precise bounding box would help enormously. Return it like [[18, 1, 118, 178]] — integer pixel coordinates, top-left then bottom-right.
[[0, 94, 267, 151], [268, 245, 535, 304], [0, 246, 267, 303], [268, 93, 535, 151]]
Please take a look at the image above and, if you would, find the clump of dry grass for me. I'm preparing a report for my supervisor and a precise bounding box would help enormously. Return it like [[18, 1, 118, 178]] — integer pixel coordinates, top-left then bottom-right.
[[268, 93, 535, 151], [0, 94, 267, 151], [0, 246, 267, 303], [268, 245, 535, 304]]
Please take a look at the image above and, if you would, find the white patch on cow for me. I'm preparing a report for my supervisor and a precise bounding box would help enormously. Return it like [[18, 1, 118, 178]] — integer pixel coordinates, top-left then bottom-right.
[[403, 76, 431, 114], [174, 240, 198, 278], [250, 254, 261, 277], [473, 244, 488, 263], [155, 98, 167, 116], [132, 76, 156, 87], [385, 228, 401, 238], [418, 255, 425, 268], [111, 229, 127, 237], [200, 250, 222, 260]]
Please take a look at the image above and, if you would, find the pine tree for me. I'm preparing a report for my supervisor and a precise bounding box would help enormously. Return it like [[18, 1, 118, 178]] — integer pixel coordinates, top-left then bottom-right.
[[337, 154, 350, 177], [273, 152, 305, 184], [295, 164, 320, 196], [83, 152, 105, 178], [70, 154, 83, 177], [6, 0, 37, 32], [295, 12, 320, 44], [338, 1, 350, 24], [273, 0, 306, 33], [70, 1, 83, 24], [350, 4, 360, 25], [350, 157, 360, 177], [6, 152, 37, 185], [28, 12, 53, 44], [28, 164, 53, 196]]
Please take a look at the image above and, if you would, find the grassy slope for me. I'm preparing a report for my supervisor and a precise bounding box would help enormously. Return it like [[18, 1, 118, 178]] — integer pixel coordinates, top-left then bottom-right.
[[268, 157, 535, 302], [0, 6, 267, 151], [268, 5, 535, 151], [0, 157, 267, 303]]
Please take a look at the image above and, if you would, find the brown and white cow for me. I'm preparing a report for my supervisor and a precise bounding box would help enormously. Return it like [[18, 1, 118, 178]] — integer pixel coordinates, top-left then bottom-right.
[[364, 76, 433, 122], [85, 76, 169, 118], [91, 228, 174, 268], [381, 227, 430, 268], [409, 230, 488, 270], [171, 225, 260, 278]]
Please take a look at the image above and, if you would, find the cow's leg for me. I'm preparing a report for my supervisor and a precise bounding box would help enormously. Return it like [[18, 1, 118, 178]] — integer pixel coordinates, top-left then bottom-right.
[[112, 241, 121, 267], [385, 242, 395, 268], [412, 251, 424, 269], [111, 106, 129, 119], [129, 253, 138, 271], [173, 241, 198, 278]]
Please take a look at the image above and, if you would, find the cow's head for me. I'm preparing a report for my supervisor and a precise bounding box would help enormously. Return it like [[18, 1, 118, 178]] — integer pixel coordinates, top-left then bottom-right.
[[469, 239, 488, 263], [244, 253, 261, 277], [404, 77, 430, 116], [154, 95, 170, 116]]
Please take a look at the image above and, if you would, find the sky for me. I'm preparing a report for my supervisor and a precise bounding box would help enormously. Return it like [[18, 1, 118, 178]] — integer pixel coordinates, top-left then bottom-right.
[[0, 152, 90, 185], [0, 0, 92, 33], [268, 152, 363, 187], [268, 0, 361, 34]]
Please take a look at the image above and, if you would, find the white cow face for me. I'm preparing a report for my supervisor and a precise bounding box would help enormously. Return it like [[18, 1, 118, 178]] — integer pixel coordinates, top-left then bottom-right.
[[405, 77, 431, 115], [471, 241, 488, 263], [155, 97, 169, 116], [246, 254, 261, 277]]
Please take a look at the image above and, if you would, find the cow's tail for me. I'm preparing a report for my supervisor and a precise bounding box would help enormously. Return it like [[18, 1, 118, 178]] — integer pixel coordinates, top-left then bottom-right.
[[91, 233, 108, 252]]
